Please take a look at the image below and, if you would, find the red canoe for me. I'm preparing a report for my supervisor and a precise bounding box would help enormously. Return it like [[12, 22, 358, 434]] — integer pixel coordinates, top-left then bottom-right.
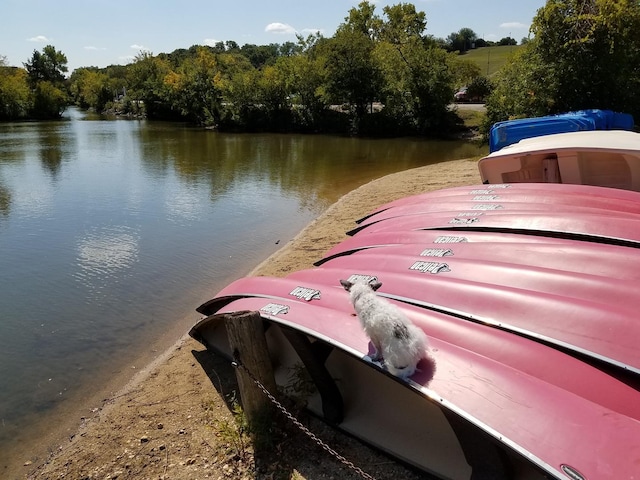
[[318, 228, 584, 264], [191, 182, 640, 479], [361, 183, 640, 218], [191, 275, 640, 480], [347, 208, 640, 246]]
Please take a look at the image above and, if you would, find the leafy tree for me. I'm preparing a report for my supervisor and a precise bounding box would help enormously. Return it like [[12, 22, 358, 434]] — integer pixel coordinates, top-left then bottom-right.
[[225, 41, 240, 52], [31, 80, 67, 118], [127, 51, 172, 118], [240, 43, 280, 68], [484, 45, 555, 128], [21, 45, 68, 118], [0, 66, 31, 119], [446, 28, 478, 52], [324, 2, 384, 130], [375, 3, 455, 133], [498, 37, 517, 46], [276, 40, 328, 127], [458, 28, 478, 51], [485, 0, 640, 128], [466, 75, 493, 101], [164, 47, 224, 126], [69, 68, 112, 110], [24, 45, 68, 87], [531, 0, 640, 115]]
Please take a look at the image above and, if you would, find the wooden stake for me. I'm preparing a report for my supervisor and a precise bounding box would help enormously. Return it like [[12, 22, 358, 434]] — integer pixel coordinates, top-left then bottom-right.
[[224, 310, 277, 435]]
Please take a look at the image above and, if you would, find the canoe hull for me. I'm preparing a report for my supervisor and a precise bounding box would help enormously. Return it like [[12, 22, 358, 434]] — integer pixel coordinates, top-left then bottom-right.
[[191, 183, 640, 479]]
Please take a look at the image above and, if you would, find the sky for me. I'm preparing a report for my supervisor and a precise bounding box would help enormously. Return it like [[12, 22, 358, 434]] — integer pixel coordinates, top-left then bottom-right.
[[1, 0, 547, 73]]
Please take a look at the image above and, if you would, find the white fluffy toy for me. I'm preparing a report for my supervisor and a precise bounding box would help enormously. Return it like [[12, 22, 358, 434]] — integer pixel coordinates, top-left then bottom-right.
[[340, 278, 431, 378]]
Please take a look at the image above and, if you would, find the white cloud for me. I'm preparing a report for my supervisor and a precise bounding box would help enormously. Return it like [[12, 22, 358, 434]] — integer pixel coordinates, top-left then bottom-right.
[[130, 44, 149, 51], [203, 38, 219, 47], [265, 22, 296, 35], [28, 35, 50, 43], [84, 46, 106, 51], [500, 22, 528, 30]]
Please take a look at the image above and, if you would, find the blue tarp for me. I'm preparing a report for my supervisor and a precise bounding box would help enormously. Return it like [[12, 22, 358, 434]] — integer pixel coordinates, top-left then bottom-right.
[[489, 110, 635, 153]]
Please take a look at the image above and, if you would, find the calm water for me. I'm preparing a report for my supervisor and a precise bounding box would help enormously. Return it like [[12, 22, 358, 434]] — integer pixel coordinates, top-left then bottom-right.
[[0, 108, 486, 468]]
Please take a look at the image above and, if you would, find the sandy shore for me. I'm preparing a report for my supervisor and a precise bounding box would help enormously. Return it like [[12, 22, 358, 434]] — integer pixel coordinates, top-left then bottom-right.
[[22, 158, 480, 480]]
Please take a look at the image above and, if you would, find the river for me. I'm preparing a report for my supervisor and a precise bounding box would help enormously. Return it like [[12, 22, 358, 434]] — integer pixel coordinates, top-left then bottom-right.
[[0, 107, 487, 471]]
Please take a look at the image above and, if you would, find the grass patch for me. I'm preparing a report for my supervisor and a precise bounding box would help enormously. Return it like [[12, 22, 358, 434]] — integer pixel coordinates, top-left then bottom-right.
[[459, 45, 522, 77], [456, 109, 485, 129]]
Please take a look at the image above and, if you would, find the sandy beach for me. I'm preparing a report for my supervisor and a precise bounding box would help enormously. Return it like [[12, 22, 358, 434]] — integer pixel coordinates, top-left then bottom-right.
[[21, 158, 481, 480]]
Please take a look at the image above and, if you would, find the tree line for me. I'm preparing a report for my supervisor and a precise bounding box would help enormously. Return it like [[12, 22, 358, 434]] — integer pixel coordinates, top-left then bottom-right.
[[2, 0, 639, 136], [0, 2, 493, 136]]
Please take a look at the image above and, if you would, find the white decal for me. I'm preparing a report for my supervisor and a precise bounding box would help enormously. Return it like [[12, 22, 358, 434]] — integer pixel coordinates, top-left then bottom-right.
[[472, 204, 503, 210], [420, 248, 453, 257], [469, 189, 494, 195], [434, 236, 468, 244], [409, 261, 451, 274], [289, 286, 321, 301], [347, 274, 379, 284], [472, 195, 501, 201], [449, 217, 480, 225], [261, 303, 290, 315]]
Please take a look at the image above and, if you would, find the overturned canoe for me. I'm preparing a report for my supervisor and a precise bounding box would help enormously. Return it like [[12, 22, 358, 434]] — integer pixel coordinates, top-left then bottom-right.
[[191, 183, 640, 479], [191, 275, 640, 480]]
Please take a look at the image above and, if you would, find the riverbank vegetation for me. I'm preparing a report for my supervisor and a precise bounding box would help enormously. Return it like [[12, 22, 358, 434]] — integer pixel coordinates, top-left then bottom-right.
[[0, 2, 497, 136], [484, 0, 640, 130], [3, 0, 640, 136]]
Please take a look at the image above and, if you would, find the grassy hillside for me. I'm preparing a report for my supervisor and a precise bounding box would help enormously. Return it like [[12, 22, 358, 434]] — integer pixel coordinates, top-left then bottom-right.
[[459, 45, 522, 77]]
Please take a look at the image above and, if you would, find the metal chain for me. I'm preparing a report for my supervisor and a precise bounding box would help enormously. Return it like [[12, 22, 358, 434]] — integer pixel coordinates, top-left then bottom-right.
[[231, 358, 378, 480]]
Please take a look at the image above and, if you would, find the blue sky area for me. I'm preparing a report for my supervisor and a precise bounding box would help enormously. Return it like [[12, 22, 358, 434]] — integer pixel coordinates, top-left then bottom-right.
[[1, 0, 547, 72]]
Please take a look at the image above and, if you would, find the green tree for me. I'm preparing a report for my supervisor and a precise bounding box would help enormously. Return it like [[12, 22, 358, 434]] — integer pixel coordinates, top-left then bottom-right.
[[375, 3, 455, 133], [486, 0, 640, 128], [484, 45, 555, 128], [0, 66, 31, 119], [240, 43, 280, 68], [277, 34, 328, 127], [69, 68, 112, 111], [24, 45, 68, 87], [498, 37, 517, 46], [31, 80, 67, 118], [164, 47, 224, 126], [446, 27, 478, 52], [324, 2, 384, 130], [127, 51, 172, 118], [532, 0, 640, 114], [22, 45, 68, 118]]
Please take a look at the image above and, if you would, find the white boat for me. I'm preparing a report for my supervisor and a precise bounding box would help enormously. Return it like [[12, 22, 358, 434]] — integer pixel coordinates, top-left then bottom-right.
[[478, 130, 640, 191]]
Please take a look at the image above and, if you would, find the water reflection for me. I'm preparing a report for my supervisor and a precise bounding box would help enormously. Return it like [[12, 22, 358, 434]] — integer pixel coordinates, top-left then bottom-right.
[[36, 123, 65, 177], [136, 126, 487, 208], [165, 182, 205, 223], [74, 226, 140, 299], [0, 183, 10, 217]]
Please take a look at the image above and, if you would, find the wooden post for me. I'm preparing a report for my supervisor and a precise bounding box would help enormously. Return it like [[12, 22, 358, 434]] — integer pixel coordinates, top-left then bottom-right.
[[224, 310, 277, 439]]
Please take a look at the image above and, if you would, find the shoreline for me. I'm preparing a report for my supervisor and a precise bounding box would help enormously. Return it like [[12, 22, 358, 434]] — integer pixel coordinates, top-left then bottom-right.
[[22, 158, 481, 480]]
